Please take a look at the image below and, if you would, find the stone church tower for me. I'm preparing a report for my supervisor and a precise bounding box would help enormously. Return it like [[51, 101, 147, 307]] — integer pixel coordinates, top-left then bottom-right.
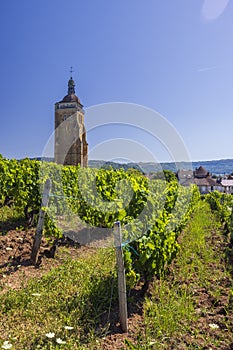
[[54, 75, 88, 167]]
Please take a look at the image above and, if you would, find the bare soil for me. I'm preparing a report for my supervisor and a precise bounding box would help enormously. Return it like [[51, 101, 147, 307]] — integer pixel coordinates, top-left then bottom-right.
[[0, 229, 86, 293]]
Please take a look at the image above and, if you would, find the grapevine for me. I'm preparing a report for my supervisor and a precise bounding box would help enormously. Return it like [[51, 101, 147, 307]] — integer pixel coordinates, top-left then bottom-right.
[[0, 154, 200, 288]]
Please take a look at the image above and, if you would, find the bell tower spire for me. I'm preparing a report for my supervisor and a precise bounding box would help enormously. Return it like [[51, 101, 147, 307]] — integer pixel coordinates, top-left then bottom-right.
[[54, 69, 88, 167], [68, 66, 75, 95]]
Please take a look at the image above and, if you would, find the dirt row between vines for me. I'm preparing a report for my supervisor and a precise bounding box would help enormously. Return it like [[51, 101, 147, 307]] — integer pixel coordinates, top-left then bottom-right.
[[0, 229, 91, 293]]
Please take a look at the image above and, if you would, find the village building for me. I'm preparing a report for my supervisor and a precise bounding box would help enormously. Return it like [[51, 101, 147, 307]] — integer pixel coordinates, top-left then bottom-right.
[[177, 166, 223, 194], [54, 73, 88, 167], [193, 166, 222, 194], [220, 179, 233, 194], [176, 169, 194, 186]]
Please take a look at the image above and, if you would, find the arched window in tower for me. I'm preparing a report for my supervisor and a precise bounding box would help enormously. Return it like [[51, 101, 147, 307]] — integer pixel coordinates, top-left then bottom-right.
[[63, 114, 67, 121]]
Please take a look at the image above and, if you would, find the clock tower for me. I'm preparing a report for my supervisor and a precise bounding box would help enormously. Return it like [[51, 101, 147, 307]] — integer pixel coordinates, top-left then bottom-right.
[[54, 74, 88, 167]]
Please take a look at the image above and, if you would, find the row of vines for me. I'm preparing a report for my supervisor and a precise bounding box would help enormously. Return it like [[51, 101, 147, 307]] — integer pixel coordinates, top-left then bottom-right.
[[0, 154, 200, 288], [205, 190, 233, 241]]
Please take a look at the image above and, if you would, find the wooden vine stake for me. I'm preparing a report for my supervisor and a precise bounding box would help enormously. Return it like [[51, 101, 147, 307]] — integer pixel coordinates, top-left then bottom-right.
[[31, 178, 51, 265], [114, 221, 128, 333]]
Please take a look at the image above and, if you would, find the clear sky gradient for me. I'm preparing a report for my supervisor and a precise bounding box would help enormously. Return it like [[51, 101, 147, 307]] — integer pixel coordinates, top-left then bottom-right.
[[0, 0, 232, 162]]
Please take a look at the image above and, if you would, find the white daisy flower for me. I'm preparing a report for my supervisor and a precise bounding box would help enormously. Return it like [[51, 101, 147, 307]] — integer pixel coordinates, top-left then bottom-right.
[[56, 338, 66, 344], [45, 332, 55, 338], [64, 326, 74, 330], [209, 323, 219, 329], [1, 341, 12, 349]]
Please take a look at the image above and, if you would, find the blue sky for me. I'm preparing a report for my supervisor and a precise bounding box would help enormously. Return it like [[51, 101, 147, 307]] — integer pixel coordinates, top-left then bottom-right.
[[0, 0, 232, 162]]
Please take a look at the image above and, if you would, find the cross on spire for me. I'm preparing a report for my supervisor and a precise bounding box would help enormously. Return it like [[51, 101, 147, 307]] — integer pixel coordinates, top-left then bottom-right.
[[70, 66, 74, 78], [68, 67, 75, 95]]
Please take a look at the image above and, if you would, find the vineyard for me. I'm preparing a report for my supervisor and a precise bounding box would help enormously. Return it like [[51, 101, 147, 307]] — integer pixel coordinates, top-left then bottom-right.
[[0, 155, 200, 288], [0, 155, 233, 349]]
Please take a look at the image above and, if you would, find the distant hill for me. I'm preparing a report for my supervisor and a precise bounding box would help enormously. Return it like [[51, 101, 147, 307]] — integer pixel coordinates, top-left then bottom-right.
[[31, 157, 54, 162], [88, 160, 143, 172], [190, 159, 233, 176], [27, 157, 233, 175], [89, 159, 233, 175]]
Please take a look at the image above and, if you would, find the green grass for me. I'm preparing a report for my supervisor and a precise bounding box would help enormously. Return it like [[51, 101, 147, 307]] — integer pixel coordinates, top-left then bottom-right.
[[124, 201, 233, 349], [0, 248, 117, 349]]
